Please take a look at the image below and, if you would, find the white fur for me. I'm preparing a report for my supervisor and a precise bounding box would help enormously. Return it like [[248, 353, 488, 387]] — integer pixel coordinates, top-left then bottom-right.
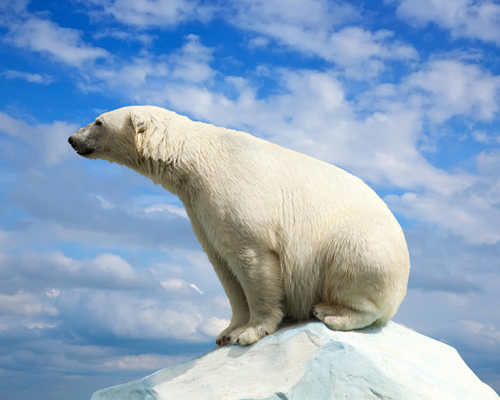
[[70, 106, 410, 346]]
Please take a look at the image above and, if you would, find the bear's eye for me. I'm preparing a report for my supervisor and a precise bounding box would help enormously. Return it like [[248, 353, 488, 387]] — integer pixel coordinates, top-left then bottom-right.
[[95, 120, 103, 126]]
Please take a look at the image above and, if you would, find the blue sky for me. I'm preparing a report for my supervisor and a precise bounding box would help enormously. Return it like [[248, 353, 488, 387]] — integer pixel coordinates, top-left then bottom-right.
[[1, 0, 500, 398]]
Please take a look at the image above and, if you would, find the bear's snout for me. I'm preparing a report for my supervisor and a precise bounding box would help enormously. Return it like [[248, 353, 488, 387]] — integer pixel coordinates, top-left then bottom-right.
[[68, 133, 95, 157]]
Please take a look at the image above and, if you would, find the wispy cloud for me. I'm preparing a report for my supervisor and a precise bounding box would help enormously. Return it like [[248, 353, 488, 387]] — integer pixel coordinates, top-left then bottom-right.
[[0, 292, 59, 316], [0, 251, 160, 292], [0, 111, 78, 165], [2, 70, 53, 84], [227, 0, 417, 78], [390, 0, 500, 45], [87, 0, 214, 28], [405, 59, 500, 123], [92, 28, 157, 46], [4, 17, 109, 67]]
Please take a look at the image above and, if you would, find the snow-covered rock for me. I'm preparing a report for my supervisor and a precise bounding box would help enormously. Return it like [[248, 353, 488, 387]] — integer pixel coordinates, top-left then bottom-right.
[[91, 321, 499, 400]]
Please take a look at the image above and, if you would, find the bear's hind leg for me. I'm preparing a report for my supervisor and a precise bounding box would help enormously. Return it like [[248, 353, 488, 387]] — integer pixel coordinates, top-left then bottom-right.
[[313, 303, 379, 331]]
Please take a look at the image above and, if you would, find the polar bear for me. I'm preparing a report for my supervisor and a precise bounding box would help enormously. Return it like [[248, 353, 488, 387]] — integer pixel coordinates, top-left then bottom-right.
[[68, 106, 410, 346]]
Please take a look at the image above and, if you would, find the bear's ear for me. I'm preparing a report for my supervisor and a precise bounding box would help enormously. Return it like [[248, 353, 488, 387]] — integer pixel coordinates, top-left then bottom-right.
[[131, 113, 148, 134]]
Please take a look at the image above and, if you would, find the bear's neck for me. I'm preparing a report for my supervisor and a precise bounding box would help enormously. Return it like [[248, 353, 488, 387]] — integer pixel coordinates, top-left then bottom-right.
[[134, 118, 218, 198]]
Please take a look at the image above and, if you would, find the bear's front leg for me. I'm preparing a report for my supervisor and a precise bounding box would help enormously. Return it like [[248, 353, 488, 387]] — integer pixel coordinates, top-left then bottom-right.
[[186, 217, 251, 346], [214, 277, 249, 346], [204, 249, 251, 347], [225, 248, 285, 345]]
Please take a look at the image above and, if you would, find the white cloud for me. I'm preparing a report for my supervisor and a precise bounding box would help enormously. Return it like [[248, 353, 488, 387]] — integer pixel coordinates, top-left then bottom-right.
[[89, 254, 153, 285], [2, 70, 53, 84], [161, 278, 184, 291], [0, 111, 79, 165], [79, 34, 213, 94], [405, 59, 500, 123], [360, 58, 500, 125], [190, 283, 203, 295], [170, 35, 215, 83], [230, 0, 359, 36], [42, 120, 82, 165], [0, 251, 159, 291], [348, 58, 500, 244], [0, 110, 31, 138], [77, 291, 206, 340], [145, 203, 188, 218], [0, 0, 29, 17], [391, 0, 500, 45], [1, 163, 200, 255], [45, 289, 60, 298], [386, 175, 500, 245], [325, 27, 418, 78], [403, 164, 500, 250], [472, 130, 500, 144], [0, 292, 59, 317], [0, 231, 11, 251], [86, 56, 169, 92], [93, 194, 115, 210], [461, 320, 500, 344], [88, 0, 213, 28], [159, 278, 208, 296], [4, 17, 109, 67], [395, 228, 500, 348], [476, 149, 500, 178], [93, 28, 156, 46], [247, 36, 271, 49], [199, 317, 230, 337], [228, 0, 417, 78]]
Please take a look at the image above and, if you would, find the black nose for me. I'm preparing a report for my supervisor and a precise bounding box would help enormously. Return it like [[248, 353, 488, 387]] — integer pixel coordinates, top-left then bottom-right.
[[68, 136, 74, 145]]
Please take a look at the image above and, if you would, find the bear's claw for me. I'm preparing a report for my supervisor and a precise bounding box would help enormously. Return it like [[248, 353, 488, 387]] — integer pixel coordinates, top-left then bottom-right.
[[225, 323, 277, 345]]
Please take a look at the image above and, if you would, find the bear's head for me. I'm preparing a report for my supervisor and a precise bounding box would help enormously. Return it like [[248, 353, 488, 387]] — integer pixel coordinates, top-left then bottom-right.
[[68, 106, 153, 167], [68, 106, 202, 192]]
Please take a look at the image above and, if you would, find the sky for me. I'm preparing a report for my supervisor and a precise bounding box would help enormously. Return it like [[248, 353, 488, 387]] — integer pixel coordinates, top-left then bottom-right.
[[0, 0, 500, 398]]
